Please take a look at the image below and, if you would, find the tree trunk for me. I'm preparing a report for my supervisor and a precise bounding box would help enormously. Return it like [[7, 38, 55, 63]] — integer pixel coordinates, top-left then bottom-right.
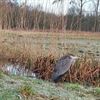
[[94, 0, 100, 32]]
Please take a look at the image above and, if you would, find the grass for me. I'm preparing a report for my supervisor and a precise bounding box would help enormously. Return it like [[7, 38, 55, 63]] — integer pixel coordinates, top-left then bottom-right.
[[0, 30, 100, 58], [0, 71, 3, 79], [0, 30, 100, 99], [0, 30, 100, 63], [18, 83, 35, 98], [0, 30, 100, 85], [0, 72, 100, 100], [64, 83, 82, 91], [0, 89, 19, 100]]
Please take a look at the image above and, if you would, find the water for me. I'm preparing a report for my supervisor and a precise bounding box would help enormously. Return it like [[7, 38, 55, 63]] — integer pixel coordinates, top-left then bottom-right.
[[1, 63, 36, 79]]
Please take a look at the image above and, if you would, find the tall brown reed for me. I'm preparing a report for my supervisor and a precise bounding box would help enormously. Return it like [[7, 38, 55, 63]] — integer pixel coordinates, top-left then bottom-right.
[[33, 55, 100, 87]]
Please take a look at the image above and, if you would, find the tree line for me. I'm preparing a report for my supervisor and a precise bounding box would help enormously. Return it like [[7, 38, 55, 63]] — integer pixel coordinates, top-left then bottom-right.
[[0, 0, 100, 32]]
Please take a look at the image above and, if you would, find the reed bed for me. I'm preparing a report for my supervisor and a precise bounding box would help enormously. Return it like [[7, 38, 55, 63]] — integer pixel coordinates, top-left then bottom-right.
[[32, 55, 100, 87], [5, 52, 99, 87]]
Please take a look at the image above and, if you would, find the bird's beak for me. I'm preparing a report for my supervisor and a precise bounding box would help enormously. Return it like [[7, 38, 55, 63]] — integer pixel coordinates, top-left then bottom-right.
[[70, 56, 79, 60], [74, 56, 79, 59]]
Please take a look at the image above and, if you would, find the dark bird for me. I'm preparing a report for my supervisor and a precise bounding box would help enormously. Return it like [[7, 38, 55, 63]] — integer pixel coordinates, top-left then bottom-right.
[[52, 55, 79, 82]]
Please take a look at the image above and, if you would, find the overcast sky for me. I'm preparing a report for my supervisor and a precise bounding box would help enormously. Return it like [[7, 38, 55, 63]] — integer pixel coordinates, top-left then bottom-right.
[[17, 0, 96, 15]]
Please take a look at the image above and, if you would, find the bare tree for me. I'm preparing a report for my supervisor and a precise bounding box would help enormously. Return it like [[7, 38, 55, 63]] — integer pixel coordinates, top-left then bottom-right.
[[53, 0, 66, 32], [70, 0, 90, 31], [92, 0, 100, 32], [68, 3, 79, 30], [0, 0, 99, 32]]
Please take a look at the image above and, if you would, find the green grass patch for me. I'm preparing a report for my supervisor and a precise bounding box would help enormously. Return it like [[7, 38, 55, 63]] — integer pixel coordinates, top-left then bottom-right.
[[0, 71, 4, 79], [92, 88, 100, 96], [0, 89, 19, 100], [18, 83, 36, 97], [64, 83, 82, 91]]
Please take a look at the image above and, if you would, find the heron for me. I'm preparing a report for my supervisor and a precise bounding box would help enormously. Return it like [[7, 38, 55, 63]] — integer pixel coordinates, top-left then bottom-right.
[[52, 54, 79, 82]]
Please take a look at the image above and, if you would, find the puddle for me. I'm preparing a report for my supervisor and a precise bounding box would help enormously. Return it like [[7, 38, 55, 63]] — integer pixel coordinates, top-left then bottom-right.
[[1, 63, 36, 79]]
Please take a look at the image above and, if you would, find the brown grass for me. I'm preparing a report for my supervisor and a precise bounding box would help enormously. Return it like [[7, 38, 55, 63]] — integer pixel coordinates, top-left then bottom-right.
[[0, 30, 100, 86], [33, 55, 55, 80], [62, 56, 100, 86], [6, 51, 99, 87], [32, 55, 100, 87]]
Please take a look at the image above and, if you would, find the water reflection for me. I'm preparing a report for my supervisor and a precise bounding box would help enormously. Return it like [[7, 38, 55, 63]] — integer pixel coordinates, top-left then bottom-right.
[[1, 64, 36, 78]]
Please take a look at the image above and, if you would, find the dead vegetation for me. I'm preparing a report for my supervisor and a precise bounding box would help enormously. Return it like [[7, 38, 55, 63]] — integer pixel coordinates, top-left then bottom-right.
[[6, 53, 100, 87], [33, 55, 55, 80], [32, 55, 100, 87], [0, 43, 99, 87], [62, 56, 100, 86], [0, 31, 100, 87]]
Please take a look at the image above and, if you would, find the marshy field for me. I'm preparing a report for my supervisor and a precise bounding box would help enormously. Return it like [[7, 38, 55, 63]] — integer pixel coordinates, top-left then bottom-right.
[[0, 30, 100, 100]]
